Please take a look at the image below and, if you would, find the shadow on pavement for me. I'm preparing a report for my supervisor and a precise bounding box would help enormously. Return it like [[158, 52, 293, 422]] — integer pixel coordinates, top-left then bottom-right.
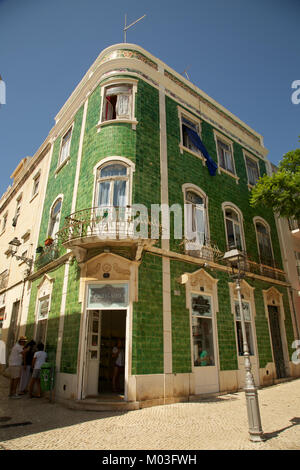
[[263, 417, 300, 441], [0, 374, 129, 446]]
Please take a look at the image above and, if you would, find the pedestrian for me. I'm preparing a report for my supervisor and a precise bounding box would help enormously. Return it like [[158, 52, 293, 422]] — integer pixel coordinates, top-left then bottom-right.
[[19, 340, 36, 395], [0, 338, 6, 376], [8, 336, 27, 398], [112, 339, 124, 393], [28, 342, 47, 398]]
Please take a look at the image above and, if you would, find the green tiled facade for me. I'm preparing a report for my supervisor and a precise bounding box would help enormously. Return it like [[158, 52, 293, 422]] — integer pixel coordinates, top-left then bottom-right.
[[24, 45, 298, 402]]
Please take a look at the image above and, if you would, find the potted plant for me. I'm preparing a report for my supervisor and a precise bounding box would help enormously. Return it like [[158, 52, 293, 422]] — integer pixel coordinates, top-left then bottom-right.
[[36, 245, 44, 254], [44, 236, 54, 247]]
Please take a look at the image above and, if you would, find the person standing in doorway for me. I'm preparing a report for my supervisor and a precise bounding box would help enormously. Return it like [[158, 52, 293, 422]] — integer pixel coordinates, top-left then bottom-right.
[[19, 340, 36, 395], [28, 343, 47, 398], [112, 339, 124, 393], [8, 336, 27, 398]]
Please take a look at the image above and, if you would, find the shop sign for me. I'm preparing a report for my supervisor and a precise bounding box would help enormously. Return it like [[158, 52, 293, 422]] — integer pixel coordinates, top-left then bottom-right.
[[88, 283, 128, 309]]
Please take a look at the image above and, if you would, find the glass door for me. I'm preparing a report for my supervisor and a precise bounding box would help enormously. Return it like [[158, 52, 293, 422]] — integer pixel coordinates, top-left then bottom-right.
[[86, 310, 101, 396]]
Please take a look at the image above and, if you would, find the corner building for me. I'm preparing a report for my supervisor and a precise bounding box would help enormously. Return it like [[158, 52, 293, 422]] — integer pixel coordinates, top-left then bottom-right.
[[25, 44, 300, 407]]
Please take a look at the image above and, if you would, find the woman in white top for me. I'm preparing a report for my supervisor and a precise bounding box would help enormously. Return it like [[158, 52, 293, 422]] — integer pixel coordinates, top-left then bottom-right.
[[28, 342, 47, 398]]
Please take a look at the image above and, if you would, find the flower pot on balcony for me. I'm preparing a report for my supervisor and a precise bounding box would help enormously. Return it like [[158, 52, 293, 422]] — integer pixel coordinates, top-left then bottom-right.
[[36, 246, 44, 254], [45, 238, 53, 247]]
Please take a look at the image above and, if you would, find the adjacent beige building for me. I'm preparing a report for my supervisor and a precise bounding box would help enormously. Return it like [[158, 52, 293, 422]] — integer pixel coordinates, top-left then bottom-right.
[[0, 143, 51, 358]]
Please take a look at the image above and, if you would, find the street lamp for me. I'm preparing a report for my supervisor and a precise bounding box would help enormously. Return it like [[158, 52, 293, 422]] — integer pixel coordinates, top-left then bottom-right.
[[8, 237, 33, 270], [223, 249, 264, 442]]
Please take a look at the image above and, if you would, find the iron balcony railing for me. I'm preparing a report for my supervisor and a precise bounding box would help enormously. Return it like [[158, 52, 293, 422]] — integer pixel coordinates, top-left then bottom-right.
[[34, 241, 61, 270], [57, 206, 162, 245], [221, 246, 286, 282]]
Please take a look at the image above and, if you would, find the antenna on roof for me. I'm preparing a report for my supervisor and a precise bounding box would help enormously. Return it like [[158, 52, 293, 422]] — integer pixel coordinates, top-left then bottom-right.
[[124, 14, 146, 43], [183, 66, 191, 81]]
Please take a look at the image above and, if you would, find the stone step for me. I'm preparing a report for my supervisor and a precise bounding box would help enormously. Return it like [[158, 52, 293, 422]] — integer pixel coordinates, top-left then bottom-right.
[[70, 400, 140, 412]]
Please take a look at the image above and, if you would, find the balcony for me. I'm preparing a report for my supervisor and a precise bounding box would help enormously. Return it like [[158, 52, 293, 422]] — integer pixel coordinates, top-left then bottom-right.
[[34, 241, 62, 270], [184, 239, 222, 263], [57, 206, 160, 262]]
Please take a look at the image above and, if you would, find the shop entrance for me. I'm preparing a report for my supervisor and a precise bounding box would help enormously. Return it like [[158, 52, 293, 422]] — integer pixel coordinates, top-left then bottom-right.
[[86, 309, 126, 397], [268, 305, 286, 379]]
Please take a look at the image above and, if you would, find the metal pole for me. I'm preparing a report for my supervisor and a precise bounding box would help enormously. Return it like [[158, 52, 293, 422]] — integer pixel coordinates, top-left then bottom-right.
[[236, 278, 264, 442], [124, 14, 127, 43]]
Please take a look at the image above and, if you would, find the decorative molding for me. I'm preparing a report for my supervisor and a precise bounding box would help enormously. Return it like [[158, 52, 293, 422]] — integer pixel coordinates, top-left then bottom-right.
[[99, 49, 158, 70]]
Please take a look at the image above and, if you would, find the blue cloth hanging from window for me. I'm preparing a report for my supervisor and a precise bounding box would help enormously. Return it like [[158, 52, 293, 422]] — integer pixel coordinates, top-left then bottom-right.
[[183, 125, 218, 176]]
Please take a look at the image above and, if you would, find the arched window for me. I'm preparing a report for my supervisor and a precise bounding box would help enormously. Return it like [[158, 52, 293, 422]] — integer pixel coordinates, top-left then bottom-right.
[[48, 198, 62, 238], [255, 219, 274, 265], [184, 189, 208, 247], [96, 163, 129, 208], [224, 205, 244, 251]]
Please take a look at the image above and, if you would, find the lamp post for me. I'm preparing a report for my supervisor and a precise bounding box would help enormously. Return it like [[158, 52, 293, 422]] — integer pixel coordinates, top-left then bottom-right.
[[223, 249, 264, 442], [8, 237, 33, 272]]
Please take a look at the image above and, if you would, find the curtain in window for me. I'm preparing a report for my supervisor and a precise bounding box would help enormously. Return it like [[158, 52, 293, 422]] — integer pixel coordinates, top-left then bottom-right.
[[226, 216, 243, 250], [98, 181, 111, 206], [195, 205, 205, 246], [116, 94, 131, 118], [224, 149, 234, 173], [218, 141, 234, 173], [185, 203, 206, 246], [246, 158, 259, 185], [100, 164, 127, 178], [182, 125, 218, 176], [113, 180, 127, 207], [60, 131, 71, 163]]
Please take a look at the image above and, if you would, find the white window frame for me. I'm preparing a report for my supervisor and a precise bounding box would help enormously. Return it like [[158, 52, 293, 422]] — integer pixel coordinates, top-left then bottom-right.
[[97, 78, 138, 131], [57, 124, 74, 172], [243, 150, 260, 188], [1, 212, 8, 233], [253, 216, 274, 266], [182, 184, 210, 252], [93, 157, 135, 209], [178, 107, 204, 162], [213, 130, 239, 183], [12, 194, 22, 227], [191, 291, 216, 367], [222, 202, 246, 252], [47, 195, 63, 240], [31, 171, 41, 200]]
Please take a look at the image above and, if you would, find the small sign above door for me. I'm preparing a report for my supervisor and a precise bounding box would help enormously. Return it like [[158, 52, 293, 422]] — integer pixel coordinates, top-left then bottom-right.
[[87, 283, 129, 309]]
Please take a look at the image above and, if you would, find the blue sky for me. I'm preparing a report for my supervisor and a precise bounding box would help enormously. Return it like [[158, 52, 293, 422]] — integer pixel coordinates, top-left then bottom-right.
[[0, 0, 299, 197]]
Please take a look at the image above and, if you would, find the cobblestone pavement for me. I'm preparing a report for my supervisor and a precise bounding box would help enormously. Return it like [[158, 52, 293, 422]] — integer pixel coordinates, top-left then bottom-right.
[[0, 374, 300, 450]]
